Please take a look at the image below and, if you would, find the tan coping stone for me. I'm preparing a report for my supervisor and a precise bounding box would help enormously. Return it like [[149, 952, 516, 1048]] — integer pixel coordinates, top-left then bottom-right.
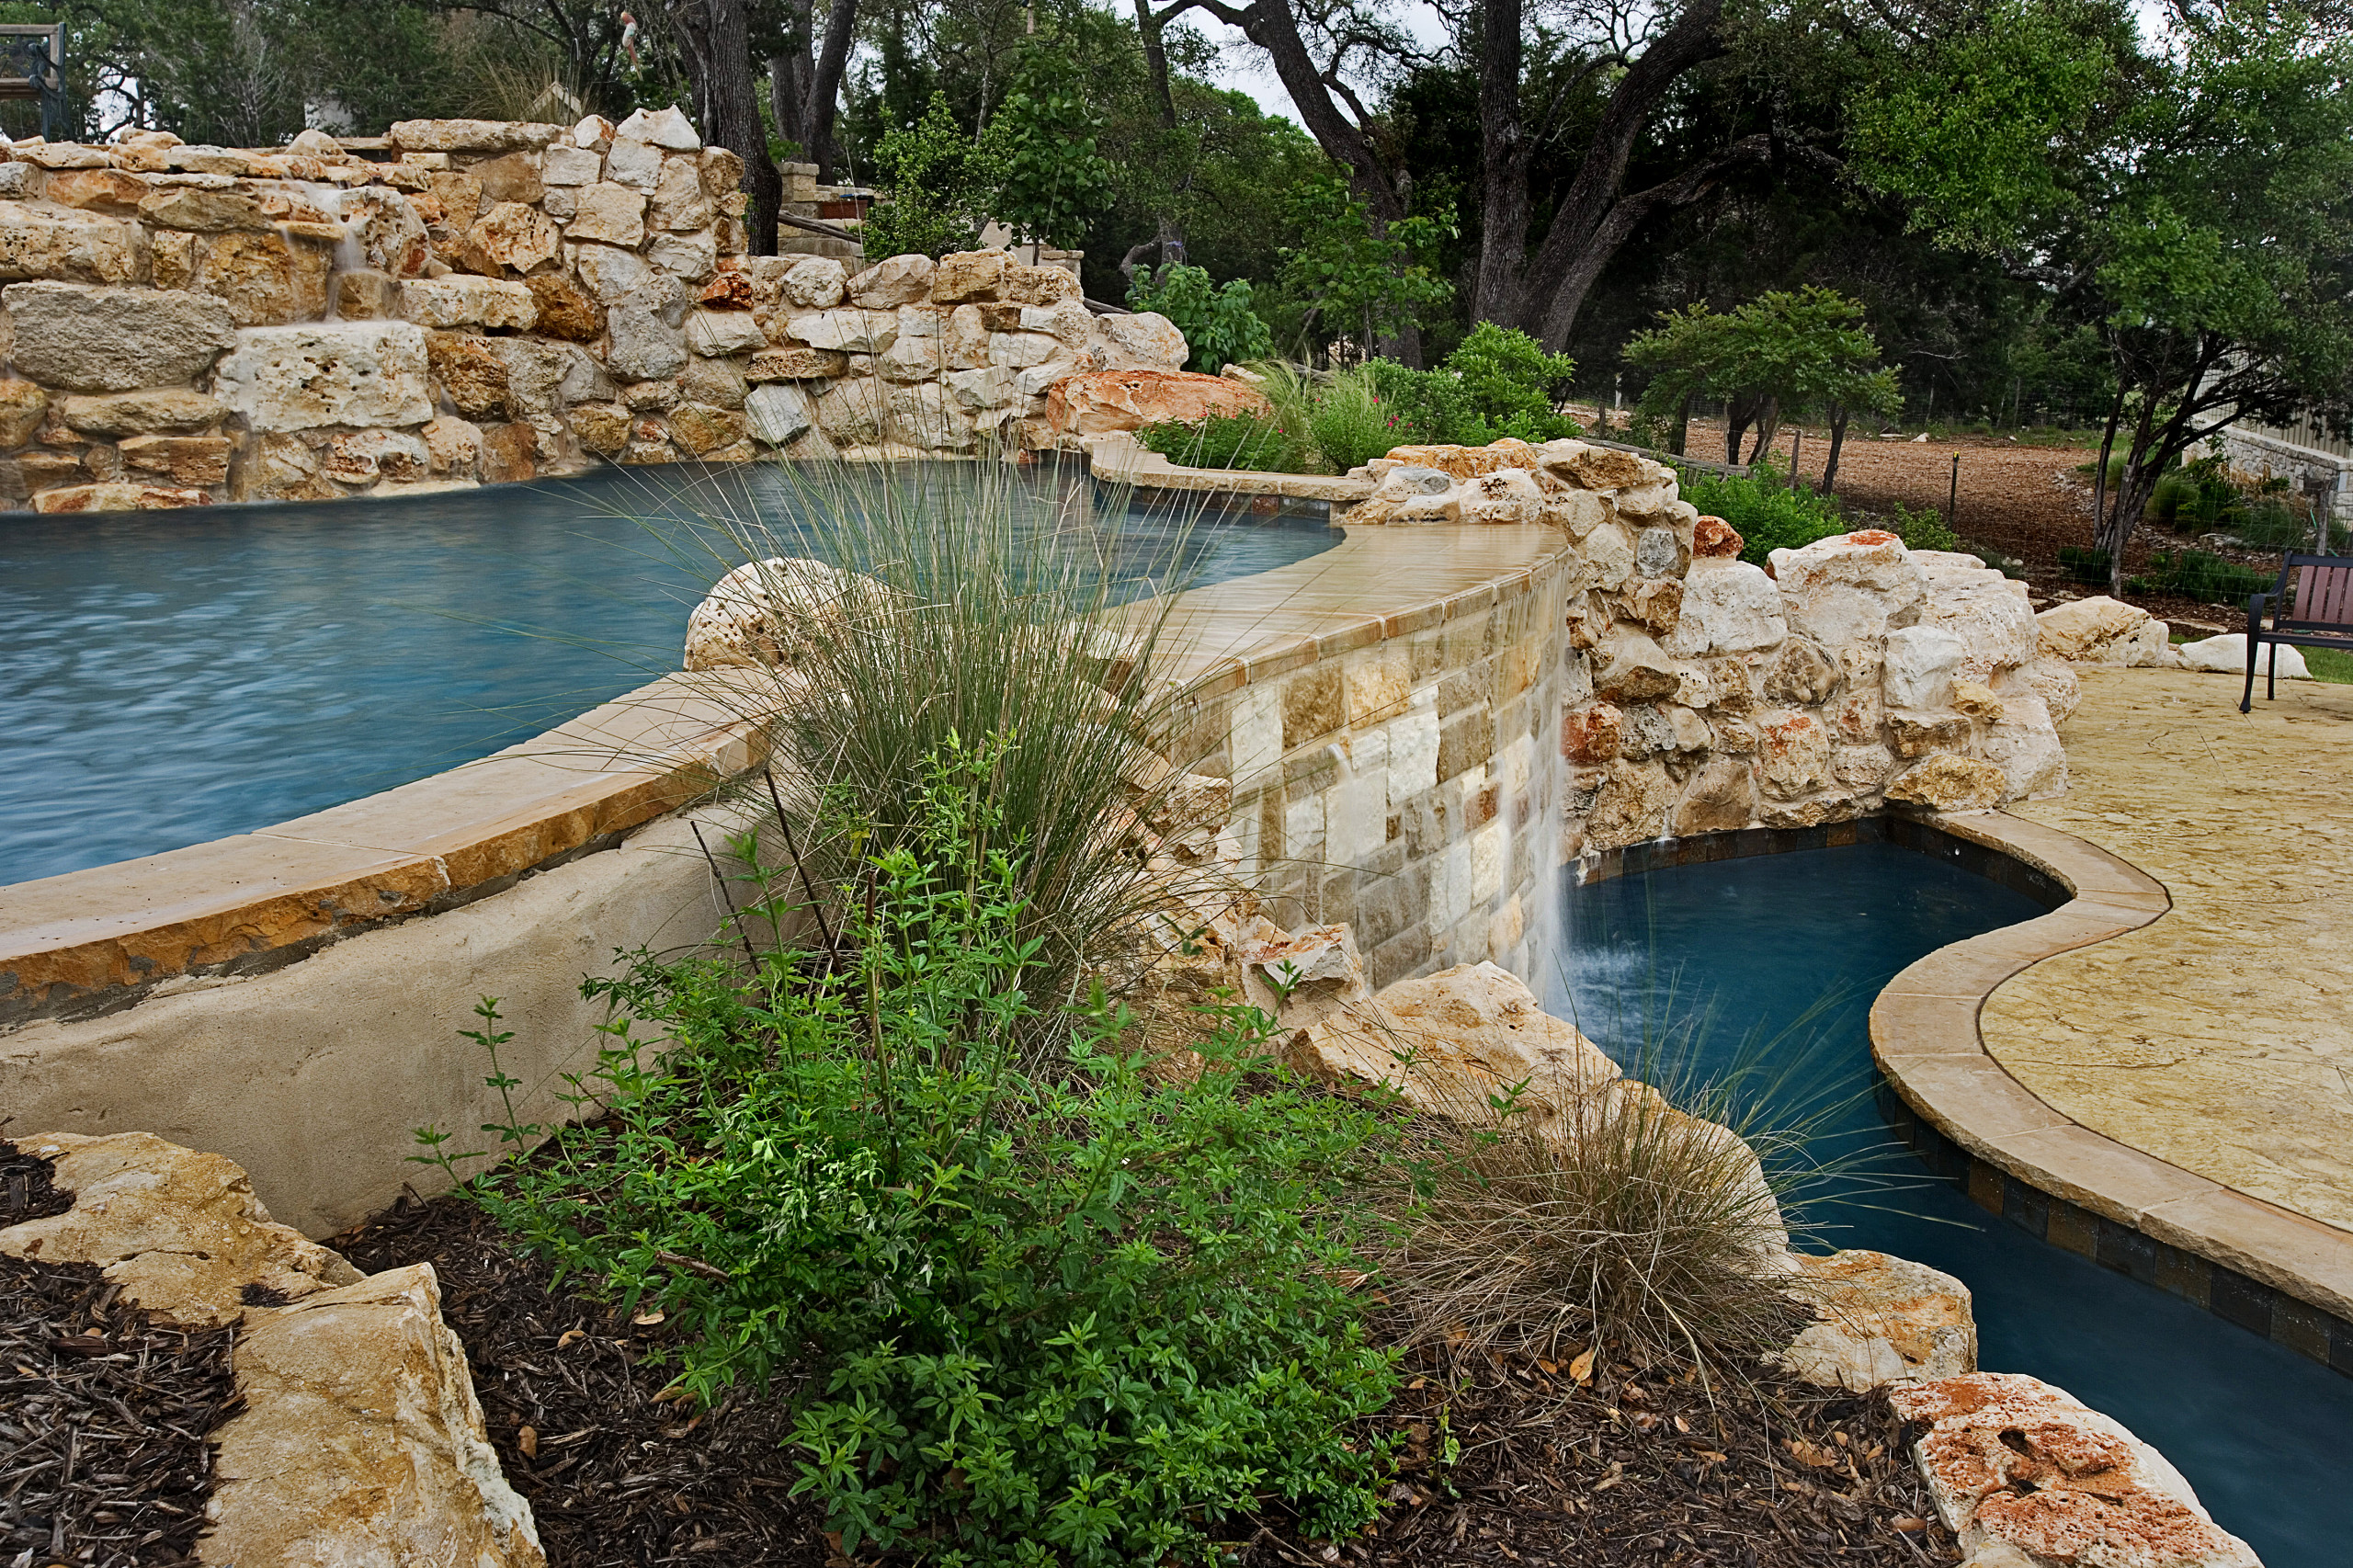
[[1087, 430, 1376, 505], [1992, 1123, 2223, 1227], [1242, 637, 1318, 684], [0, 673, 758, 1015], [2139, 1187, 2353, 1323], [1929, 809, 2170, 904], [1881, 1054, 2075, 1143], [1867, 989, 1987, 1059], [1313, 616, 1385, 660], [1382, 600, 1449, 639]]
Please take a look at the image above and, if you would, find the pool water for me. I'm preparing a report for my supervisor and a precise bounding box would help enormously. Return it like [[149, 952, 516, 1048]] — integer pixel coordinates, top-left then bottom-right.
[[1553, 842, 2353, 1566], [0, 462, 1337, 887]]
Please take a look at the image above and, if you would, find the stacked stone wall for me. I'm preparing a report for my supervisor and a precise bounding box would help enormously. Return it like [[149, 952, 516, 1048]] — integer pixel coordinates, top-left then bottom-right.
[[0, 113, 1184, 511]]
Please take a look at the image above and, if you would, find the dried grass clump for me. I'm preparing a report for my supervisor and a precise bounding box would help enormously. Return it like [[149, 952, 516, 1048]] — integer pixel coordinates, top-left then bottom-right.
[[1376, 1067, 1807, 1384]]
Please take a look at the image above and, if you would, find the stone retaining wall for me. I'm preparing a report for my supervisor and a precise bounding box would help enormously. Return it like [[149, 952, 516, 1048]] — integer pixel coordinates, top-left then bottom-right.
[[0, 113, 1184, 510]]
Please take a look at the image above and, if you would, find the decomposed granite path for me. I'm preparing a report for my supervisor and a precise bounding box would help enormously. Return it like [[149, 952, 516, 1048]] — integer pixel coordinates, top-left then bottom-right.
[[1984, 666, 2353, 1233]]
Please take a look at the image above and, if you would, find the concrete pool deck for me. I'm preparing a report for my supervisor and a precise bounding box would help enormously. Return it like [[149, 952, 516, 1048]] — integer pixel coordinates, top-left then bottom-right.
[[1988, 669, 2353, 1233], [1874, 665, 2353, 1356]]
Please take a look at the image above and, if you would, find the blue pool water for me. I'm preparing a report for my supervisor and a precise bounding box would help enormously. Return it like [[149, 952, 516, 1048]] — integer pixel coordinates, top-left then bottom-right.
[[1555, 843, 2352, 1566], [0, 462, 1338, 887]]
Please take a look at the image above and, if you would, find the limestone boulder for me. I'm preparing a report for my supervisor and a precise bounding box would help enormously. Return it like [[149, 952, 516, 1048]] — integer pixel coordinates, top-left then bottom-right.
[[460, 201, 562, 276], [390, 119, 563, 153], [2176, 631, 2313, 680], [1769, 529, 1927, 653], [337, 188, 431, 278], [1370, 961, 1623, 1120], [1456, 465, 1546, 525], [1888, 1373, 2258, 1568], [743, 382, 816, 446], [0, 206, 145, 283], [2008, 656, 2083, 724], [788, 308, 898, 354], [215, 322, 433, 432], [120, 433, 233, 486], [1914, 551, 2038, 683], [1384, 439, 1541, 480], [1662, 557, 1786, 658], [885, 380, 975, 451], [683, 555, 876, 671], [0, 377, 48, 444], [1779, 1250, 1976, 1392], [195, 232, 334, 327], [749, 347, 847, 381], [566, 181, 647, 247], [1094, 310, 1188, 369], [524, 272, 600, 341], [1593, 625, 1681, 704], [781, 256, 848, 309], [30, 482, 213, 511], [1042, 369, 1267, 438], [323, 429, 433, 483], [207, 1264, 545, 1568], [1977, 688, 2068, 801], [1672, 756, 1758, 835], [137, 187, 273, 233], [1692, 515, 1744, 558], [1885, 754, 2009, 812], [0, 1132, 358, 1326], [2036, 595, 2170, 666], [403, 274, 538, 330], [6, 282, 236, 392], [932, 249, 1007, 303], [686, 307, 766, 357], [606, 274, 692, 381], [1756, 709, 1834, 799], [1881, 625, 1969, 710], [847, 253, 936, 308], [1540, 439, 1650, 492], [615, 104, 701, 150], [1584, 756, 1676, 846], [59, 388, 224, 435]]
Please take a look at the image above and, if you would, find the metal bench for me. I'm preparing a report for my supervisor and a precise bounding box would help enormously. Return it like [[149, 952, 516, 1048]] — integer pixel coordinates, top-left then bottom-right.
[[2244, 551, 2353, 711]]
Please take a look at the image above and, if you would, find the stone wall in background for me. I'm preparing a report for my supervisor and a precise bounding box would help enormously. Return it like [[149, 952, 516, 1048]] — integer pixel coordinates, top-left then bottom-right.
[[0, 114, 1185, 512]]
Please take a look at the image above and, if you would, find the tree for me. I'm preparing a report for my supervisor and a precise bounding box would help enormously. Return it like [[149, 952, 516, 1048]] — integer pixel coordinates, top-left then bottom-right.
[[862, 89, 1001, 256], [666, 0, 782, 253], [765, 0, 858, 177], [987, 45, 1116, 249], [1626, 287, 1901, 484], [1275, 175, 1451, 361], [1850, 0, 2353, 592]]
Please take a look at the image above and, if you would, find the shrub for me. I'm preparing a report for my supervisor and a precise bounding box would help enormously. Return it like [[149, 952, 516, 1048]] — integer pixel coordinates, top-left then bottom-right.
[[1365, 358, 1481, 446], [1136, 410, 1311, 472], [1126, 264, 1276, 374], [1301, 363, 1413, 472], [863, 92, 1000, 259], [2057, 544, 2112, 585], [1887, 500, 1960, 553], [426, 742, 1400, 1567], [1440, 323, 1580, 443], [2135, 549, 2274, 604], [1674, 462, 1850, 565]]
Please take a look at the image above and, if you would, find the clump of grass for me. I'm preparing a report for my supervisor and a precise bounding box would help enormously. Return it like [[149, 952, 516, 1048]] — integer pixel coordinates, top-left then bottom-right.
[[1135, 409, 1313, 472], [662, 458, 1220, 1051], [1373, 1069, 1806, 1383]]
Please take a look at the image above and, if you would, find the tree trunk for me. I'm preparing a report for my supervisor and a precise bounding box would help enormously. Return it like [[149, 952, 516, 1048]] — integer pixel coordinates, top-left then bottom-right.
[[1670, 392, 1692, 457], [766, 0, 857, 180], [1823, 403, 1848, 494], [1472, 0, 1532, 329], [2100, 401, 2157, 597], [1725, 392, 1763, 464], [1748, 397, 1781, 466], [670, 0, 782, 254]]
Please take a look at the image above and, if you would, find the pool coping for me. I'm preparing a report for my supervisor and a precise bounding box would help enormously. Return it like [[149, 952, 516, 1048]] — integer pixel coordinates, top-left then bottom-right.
[[1580, 810, 2353, 1373]]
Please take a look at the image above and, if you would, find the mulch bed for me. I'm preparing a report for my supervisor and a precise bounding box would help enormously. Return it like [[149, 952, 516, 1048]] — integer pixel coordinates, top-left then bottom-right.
[[1, 1142, 243, 1568], [341, 1192, 1961, 1568]]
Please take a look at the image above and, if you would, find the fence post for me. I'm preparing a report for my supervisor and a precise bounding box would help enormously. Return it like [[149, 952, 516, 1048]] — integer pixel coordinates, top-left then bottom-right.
[[1948, 452, 1961, 532]]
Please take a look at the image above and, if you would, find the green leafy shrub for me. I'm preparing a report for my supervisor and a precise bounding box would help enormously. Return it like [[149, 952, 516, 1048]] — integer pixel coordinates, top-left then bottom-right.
[[2135, 549, 2274, 604], [1440, 323, 1580, 443], [1126, 264, 1276, 374], [864, 92, 1001, 259], [1365, 359, 1481, 447], [1303, 365, 1415, 471], [1674, 462, 1850, 565], [988, 48, 1116, 249], [1136, 410, 1312, 472], [1887, 501, 1961, 553], [427, 740, 1401, 1567]]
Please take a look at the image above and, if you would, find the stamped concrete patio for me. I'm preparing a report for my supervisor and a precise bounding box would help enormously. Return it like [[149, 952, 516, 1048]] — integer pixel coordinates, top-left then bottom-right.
[[1983, 667, 2353, 1235]]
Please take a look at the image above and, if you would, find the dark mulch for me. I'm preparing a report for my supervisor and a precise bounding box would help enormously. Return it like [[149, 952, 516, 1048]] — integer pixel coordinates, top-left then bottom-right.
[[1, 1142, 243, 1568], [344, 1193, 1959, 1568], [335, 1195, 828, 1568]]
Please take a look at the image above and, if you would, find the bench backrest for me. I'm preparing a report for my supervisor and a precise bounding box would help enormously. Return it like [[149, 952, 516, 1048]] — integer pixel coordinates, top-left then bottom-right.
[[2284, 554, 2353, 630]]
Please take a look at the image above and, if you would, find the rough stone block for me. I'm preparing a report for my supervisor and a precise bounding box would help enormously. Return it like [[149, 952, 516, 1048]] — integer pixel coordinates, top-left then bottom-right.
[[0, 377, 47, 445], [847, 254, 934, 308], [565, 181, 647, 247], [389, 118, 563, 152], [616, 105, 700, 150], [58, 388, 224, 435], [30, 481, 211, 511], [120, 433, 233, 486], [402, 274, 538, 330], [646, 230, 718, 280], [686, 307, 765, 357], [210, 322, 431, 432], [606, 275, 691, 381], [748, 347, 847, 381], [5, 282, 236, 392]]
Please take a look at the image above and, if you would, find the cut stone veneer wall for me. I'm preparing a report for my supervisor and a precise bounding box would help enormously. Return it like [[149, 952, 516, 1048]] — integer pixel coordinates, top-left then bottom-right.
[[1178, 440, 2082, 989], [0, 113, 1183, 510]]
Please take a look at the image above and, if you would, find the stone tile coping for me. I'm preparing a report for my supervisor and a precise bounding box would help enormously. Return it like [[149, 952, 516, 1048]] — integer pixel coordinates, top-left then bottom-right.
[[1080, 429, 1380, 506], [0, 671, 766, 1027], [1578, 811, 2353, 1372]]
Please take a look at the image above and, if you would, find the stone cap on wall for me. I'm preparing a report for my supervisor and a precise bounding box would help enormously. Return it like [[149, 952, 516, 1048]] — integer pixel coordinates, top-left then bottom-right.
[[0, 672, 764, 1028]]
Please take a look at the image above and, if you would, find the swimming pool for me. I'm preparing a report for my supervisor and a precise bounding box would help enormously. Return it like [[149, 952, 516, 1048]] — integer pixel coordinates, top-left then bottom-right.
[[0, 460, 1338, 887], [1553, 840, 2353, 1566]]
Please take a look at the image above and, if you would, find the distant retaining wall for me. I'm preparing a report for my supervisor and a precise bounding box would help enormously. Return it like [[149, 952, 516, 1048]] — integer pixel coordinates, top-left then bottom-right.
[[0, 113, 1184, 511]]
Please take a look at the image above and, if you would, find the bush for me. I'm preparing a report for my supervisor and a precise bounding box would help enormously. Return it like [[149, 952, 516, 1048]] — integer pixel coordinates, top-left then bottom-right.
[[1887, 501, 1960, 553], [1136, 410, 1312, 472], [2057, 544, 2112, 585], [427, 741, 1401, 1567], [1440, 323, 1580, 443], [1126, 264, 1276, 374], [2135, 549, 2274, 604], [1674, 462, 1850, 565], [863, 92, 999, 259], [1365, 358, 1481, 447]]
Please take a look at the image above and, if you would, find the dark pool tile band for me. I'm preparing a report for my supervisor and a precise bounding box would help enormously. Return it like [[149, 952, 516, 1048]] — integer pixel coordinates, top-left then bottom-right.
[[1579, 809, 2353, 1376]]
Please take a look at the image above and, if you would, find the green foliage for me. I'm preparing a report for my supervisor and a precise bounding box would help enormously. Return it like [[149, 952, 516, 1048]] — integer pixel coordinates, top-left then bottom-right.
[[1275, 176, 1453, 356], [426, 740, 1400, 1567], [1125, 264, 1275, 373], [1441, 324, 1579, 442], [987, 46, 1117, 249], [1886, 501, 1960, 554], [2057, 545, 2113, 585], [2131, 550, 2274, 605], [865, 90, 1003, 259], [1365, 359, 1480, 447], [1672, 462, 1851, 565], [1134, 410, 1311, 473], [1626, 289, 1903, 449], [1299, 364, 1414, 472]]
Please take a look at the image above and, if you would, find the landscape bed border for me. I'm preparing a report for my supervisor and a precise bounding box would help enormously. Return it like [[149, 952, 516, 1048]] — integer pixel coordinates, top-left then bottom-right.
[[1577, 810, 2353, 1374]]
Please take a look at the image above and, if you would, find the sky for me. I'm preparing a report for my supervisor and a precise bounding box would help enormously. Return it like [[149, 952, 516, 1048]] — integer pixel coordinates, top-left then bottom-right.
[[1194, 0, 1453, 125]]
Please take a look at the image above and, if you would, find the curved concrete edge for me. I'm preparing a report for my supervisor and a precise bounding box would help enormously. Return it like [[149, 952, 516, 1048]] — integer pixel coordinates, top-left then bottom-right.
[[1873, 809, 2353, 1358], [1080, 428, 1379, 506]]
